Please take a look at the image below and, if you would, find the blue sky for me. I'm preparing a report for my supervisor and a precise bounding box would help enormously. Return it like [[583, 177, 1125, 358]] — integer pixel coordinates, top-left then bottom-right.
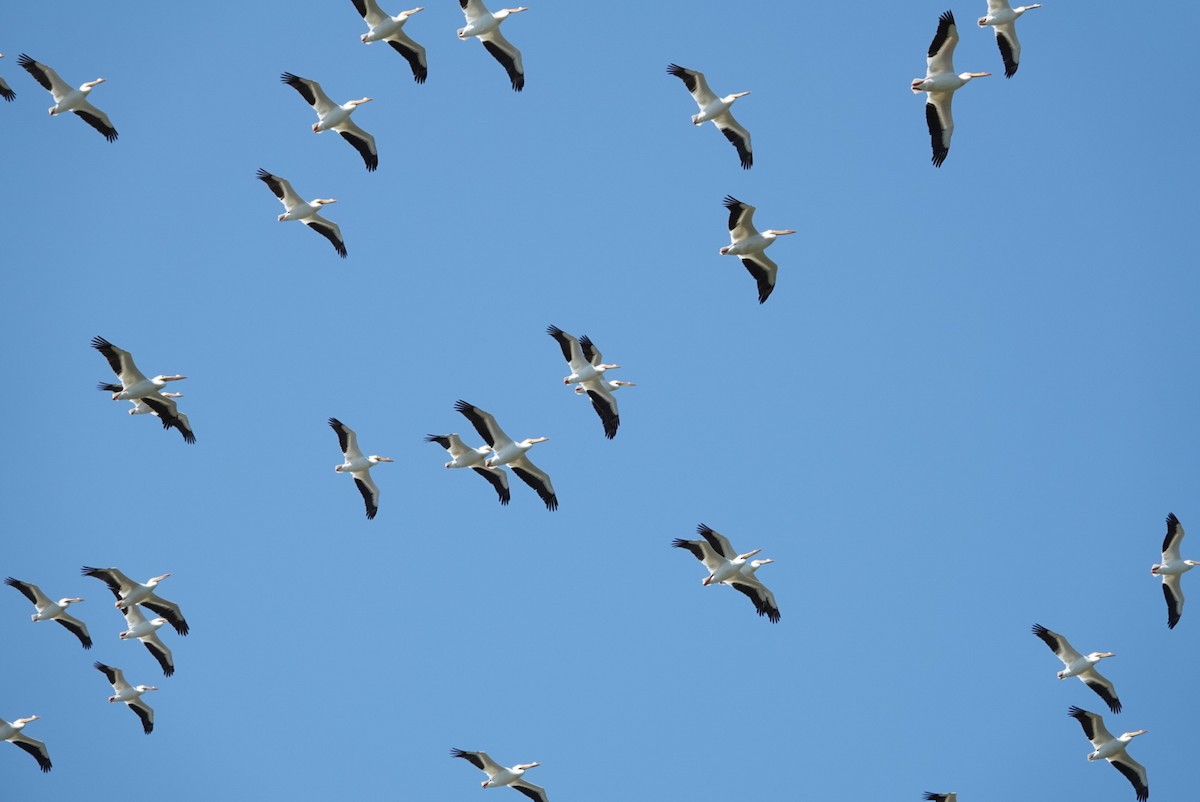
[[3, 1, 1198, 799]]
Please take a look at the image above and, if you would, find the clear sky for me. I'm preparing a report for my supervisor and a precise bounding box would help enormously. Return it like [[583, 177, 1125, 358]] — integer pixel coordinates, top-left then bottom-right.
[[3, 2, 1198, 800]]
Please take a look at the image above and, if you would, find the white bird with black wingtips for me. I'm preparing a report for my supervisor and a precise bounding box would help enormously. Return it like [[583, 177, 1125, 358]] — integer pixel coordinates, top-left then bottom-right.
[[451, 748, 548, 802], [978, 0, 1041, 78], [455, 400, 556, 510], [17, 53, 116, 141], [1032, 624, 1122, 713], [329, 418, 394, 519], [94, 662, 157, 734], [1152, 512, 1197, 629], [96, 384, 196, 443], [4, 577, 91, 648], [667, 64, 753, 169], [672, 524, 780, 622], [1067, 706, 1149, 802], [0, 716, 51, 773], [257, 169, 347, 258], [352, 1, 428, 84], [281, 73, 378, 171], [80, 566, 189, 636], [457, 0, 527, 91], [425, 433, 511, 505], [720, 196, 795, 304], [117, 605, 175, 677], [911, 11, 991, 167], [92, 337, 187, 402]]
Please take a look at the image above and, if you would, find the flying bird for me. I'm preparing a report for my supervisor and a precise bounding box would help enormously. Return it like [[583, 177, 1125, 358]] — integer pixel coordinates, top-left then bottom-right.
[[257, 169, 347, 257], [0, 54, 16, 101], [457, 0, 527, 91], [672, 524, 780, 622], [720, 196, 795, 304], [4, 577, 91, 648], [1031, 624, 1121, 713], [80, 566, 189, 636], [455, 400, 556, 510], [666, 64, 752, 169], [911, 11, 991, 167], [1152, 512, 1197, 629], [546, 326, 619, 385], [574, 377, 634, 440], [17, 53, 116, 141], [0, 716, 51, 773], [978, 1, 1041, 78], [923, 795, 957, 802], [97, 384, 195, 443], [351, 1, 428, 83], [425, 433, 511, 505], [451, 748, 547, 802], [281, 73, 378, 171], [91, 336, 187, 402], [1067, 707, 1149, 802], [329, 418, 394, 519], [93, 662, 157, 734], [117, 605, 175, 677]]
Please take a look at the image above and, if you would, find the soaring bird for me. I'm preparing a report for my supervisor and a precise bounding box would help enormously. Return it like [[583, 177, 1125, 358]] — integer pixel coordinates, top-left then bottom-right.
[[1031, 624, 1121, 713], [456, 0, 527, 91], [92, 337, 186, 402], [451, 748, 547, 802], [666, 64, 752, 169], [257, 169, 347, 257], [351, 1, 428, 84], [4, 577, 91, 648], [573, 377, 634, 440], [720, 196, 795, 304], [329, 418, 394, 519], [17, 53, 116, 141], [455, 400, 556, 510], [281, 73, 378, 171], [978, 1, 1041, 78], [911, 11, 991, 167], [80, 566, 189, 636], [672, 524, 780, 622], [1152, 512, 1197, 629], [93, 662, 157, 734], [1067, 707, 1149, 802], [0, 716, 51, 773], [117, 605, 175, 677], [425, 433, 511, 505], [97, 384, 195, 443], [0, 54, 16, 102]]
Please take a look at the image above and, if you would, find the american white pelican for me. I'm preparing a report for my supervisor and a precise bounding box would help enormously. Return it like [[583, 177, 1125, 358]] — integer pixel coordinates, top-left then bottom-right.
[[672, 524, 780, 622], [457, 0, 527, 91], [80, 566, 189, 635], [978, 1, 1041, 78], [329, 418, 393, 519], [1067, 706, 1149, 802], [281, 73, 378, 171], [455, 400, 557, 510], [425, 433, 511, 505], [0, 716, 51, 773], [257, 169, 347, 257], [93, 662, 157, 735], [574, 378, 635, 439], [4, 577, 91, 649], [17, 54, 116, 141], [92, 336, 186, 402], [720, 196, 795, 304], [923, 794, 957, 802], [1153, 512, 1197, 629], [451, 748, 547, 802], [546, 326, 619, 385], [117, 605, 175, 677], [667, 64, 752, 169], [0, 55, 15, 102], [352, 1, 428, 84], [1031, 624, 1121, 713], [97, 383, 196, 444], [911, 11, 991, 167]]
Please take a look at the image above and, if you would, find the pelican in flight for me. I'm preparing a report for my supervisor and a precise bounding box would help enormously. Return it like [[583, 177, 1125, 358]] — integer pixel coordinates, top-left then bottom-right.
[[1031, 624, 1121, 713], [281, 73, 377, 171], [574, 378, 635, 440], [978, 1, 1041, 78], [118, 605, 175, 677], [257, 169, 347, 257], [93, 662, 157, 734], [351, 1, 428, 84], [80, 566, 189, 636], [97, 384, 196, 444], [457, 0, 527, 91], [1153, 512, 1197, 629], [17, 53, 116, 141], [4, 577, 91, 648], [911, 11, 990, 167], [672, 524, 780, 622], [92, 336, 186, 402], [1067, 707, 1149, 802], [0, 716, 51, 773], [329, 418, 393, 519], [455, 400, 556, 510], [0, 55, 15, 102], [425, 434, 511, 505], [546, 326, 619, 385], [451, 748, 547, 802], [666, 64, 752, 169], [720, 196, 795, 304]]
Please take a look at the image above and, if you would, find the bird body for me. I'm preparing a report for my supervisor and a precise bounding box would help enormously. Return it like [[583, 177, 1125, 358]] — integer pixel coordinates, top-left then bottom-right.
[[257, 169, 347, 257], [17, 54, 116, 141], [1032, 624, 1121, 712], [455, 400, 556, 509], [667, 64, 753, 168], [329, 418, 393, 519], [1068, 707, 1149, 801], [0, 716, 51, 772], [1152, 512, 1196, 628], [911, 11, 991, 167], [451, 748, 547, 802], [92, 337, 186, 402], [281, 73, 378, 171], [4, 577, 91, 648], [94, 662, 157, 734], [672, 524, 780, 622], [978, 0, 1041, 77], [457, 0, 527, 91], [720, 196, 794, 304], [80, 566, 189, 635], [117, 604, 175, 676], [426, 433, 511, 505], [353, 1, 429, 83]]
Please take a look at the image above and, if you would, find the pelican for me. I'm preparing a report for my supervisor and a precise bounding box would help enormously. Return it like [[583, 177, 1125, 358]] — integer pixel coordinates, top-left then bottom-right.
[[457, 0, 527, 91], [978, 1, 1041, 78], [455, 400, 556, 510], [93, 662, 157, 734], [1152, 512, 1197, 629], [666, 64, 752, 169], [546, 326, 619, 385], [1067, 707, 1149, 802], [4, 577, 91, 648], [96, 384, 195, 443], [1031, 624, 1121, 713], [0, 716, 51, 773], [425, 434, 511, 505], [17, 54, 116, 141], [117, 605, 174, 677], [329, 418, 393, 519], [923, 795, 957, 802], [351, 1, 428, 84], [672, 524, 780, 622], [257, 169, 347, 257], [911, 11, 991, 167], [0, 54, 15, 102], [451, 748, 547, 802], [92, 336, 186, 402], [720, 196, 795, 304], [80, 566, 189, 636], [281, 73, 377, 171], [574, 378, 635, 440]]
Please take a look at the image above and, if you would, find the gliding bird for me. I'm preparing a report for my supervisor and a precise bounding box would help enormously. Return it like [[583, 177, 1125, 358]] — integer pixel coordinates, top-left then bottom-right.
[[1067, 706, 1149, 802], [451, 748, 548, 802], [672, 524, 780, 622], [257, 169, 347, 257], [0, 716, 51, 772], [720, 196, 795, 304], [92, 336, 187, 402], [667, 64, 753, 169], [117, 605, 175, 677], [329, 418, 394, 519], [17, 53, 116, 141], [97, 384, 195, 443], [80, 566, 189, 635], [574, 377, 634, 440], [93, 662, 157, 734], [351, 1, 428, 84], [911, 11, 991, 167], [281, 73, 378, 171], [425, 434, 511, 505], [1032, 624, 1121, 713], [4, 577, 91, 648], [455, 400, 557, 510], [1152, 512, 1197, 629], [978, 0, 1041, 78], [457, 0, 528, 91]]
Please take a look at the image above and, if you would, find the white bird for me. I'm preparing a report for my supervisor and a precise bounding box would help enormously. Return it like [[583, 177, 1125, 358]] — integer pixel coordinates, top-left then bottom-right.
[[4, 577, 91, 649], [978, 0, 1041, 78], [911, 11, 991, 167], [0, 54, 16, 102], [455, 400, 556, 510], [672, 524, 780, 622], [573, 378, 635, 440], [93, 662, 157, 734], [257, 169, 347, 258], [666, 64, 752, 169], [92, 336, 187, 402], [719, 196, 795, 304], [457, 0, 527, 91], [17, 53, 116, 141], [281, 73, 378, 171], [117, 605, 175, 677], [80, 566, 189, 636], [546, 325, 619, 385], [0, 716, 51, 773], [329, 418, 394, 519], [451, 748, 548, 802], [923, 794, 957, 802], [351, 1, 428, 84], [1067, 707, 1149, 802], [425, 433, 511, 505], [1031, 624, 1121, 713], [1152, 512, 1197, 629], [96, 383, 196, 443]]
